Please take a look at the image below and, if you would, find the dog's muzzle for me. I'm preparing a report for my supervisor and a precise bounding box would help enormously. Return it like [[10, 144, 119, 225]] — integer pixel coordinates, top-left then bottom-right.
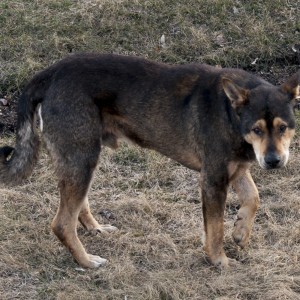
[[264, 152, 282, 169]]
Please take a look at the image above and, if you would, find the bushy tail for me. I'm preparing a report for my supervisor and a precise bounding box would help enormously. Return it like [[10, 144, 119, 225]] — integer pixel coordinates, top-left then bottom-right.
[[0, 67, 53, 185]]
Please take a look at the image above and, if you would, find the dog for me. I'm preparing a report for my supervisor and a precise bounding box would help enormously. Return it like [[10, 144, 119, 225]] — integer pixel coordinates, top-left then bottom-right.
[[0, 53, 299, 268]]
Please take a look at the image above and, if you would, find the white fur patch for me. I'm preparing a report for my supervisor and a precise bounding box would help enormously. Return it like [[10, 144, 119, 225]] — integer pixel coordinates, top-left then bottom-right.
[[38, 104, 43, 132]]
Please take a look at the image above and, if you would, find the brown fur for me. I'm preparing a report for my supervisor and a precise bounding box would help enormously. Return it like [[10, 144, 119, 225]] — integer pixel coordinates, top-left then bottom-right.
[[0, 54, 299, 268]]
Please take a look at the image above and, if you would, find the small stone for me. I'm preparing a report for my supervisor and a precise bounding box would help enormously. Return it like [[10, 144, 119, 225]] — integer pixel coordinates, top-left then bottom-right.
[[0, 98, 8, 106]]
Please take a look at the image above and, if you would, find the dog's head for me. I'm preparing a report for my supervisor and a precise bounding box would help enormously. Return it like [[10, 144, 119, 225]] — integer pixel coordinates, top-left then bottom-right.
[[222, 71, 300, 169]]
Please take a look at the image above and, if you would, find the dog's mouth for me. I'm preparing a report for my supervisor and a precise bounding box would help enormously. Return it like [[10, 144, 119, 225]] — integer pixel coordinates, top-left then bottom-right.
[[256, 152, 288, 170]]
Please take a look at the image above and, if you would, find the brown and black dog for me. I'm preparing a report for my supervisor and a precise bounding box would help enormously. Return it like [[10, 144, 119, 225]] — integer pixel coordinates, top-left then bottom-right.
[[0, 54, 299, 268]]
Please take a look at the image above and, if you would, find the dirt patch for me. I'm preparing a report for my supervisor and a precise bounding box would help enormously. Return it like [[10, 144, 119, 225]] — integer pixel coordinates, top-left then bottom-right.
[[0, 94, 17, 134]]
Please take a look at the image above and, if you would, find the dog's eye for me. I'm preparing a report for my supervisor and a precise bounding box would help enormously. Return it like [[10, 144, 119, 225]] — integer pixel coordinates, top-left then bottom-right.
[[279, 124, 287, 134], [252, 127, 263, 136]]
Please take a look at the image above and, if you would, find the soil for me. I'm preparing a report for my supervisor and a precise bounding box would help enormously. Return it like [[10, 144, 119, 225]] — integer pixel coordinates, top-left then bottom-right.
[[0, 64, 298, 135], [0, 93, 17, 134]]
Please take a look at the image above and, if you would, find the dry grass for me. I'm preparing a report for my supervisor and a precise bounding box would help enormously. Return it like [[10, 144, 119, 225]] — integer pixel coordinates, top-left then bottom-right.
[[0, 0, 299, 94], [1, 0, 300, 299], [1, 133, 300, 299]]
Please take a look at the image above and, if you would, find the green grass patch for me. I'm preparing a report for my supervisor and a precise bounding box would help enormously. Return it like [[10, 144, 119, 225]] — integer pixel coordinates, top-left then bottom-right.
[[0, 0, 299, 95]]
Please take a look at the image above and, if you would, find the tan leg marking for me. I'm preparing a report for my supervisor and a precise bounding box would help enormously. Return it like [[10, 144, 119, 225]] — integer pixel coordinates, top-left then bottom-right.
[[231, 169, 259, 247], [204, 217, 239, 268], [51, 181, 107, 268], [204, 215, 230, 268], [78, 197, 118, 233], [201, 178, 237, 269]]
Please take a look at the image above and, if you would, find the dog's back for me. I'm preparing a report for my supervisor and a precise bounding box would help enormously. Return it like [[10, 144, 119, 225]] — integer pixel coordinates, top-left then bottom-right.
[[40, 54, 267, 169]]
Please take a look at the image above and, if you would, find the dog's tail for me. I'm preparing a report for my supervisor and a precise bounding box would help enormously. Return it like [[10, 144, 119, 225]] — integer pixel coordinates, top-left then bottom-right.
[[0, 67, 54, 185]]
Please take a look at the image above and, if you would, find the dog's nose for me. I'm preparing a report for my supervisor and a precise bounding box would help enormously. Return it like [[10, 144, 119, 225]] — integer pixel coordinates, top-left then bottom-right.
[[264, 153, 281, 168]]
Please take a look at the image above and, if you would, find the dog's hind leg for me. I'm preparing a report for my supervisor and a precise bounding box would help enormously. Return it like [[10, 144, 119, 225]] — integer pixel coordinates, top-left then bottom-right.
[[231, 169, 259, 248], [42, 95, 113, 267], [51, 171, 108, 268], [79, 197, 117, 233]]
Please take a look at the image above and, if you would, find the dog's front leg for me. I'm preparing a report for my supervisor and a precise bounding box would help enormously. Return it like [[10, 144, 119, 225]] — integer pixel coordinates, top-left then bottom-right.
[[201, 175, 233, 268], [231, 169, 259, 248]]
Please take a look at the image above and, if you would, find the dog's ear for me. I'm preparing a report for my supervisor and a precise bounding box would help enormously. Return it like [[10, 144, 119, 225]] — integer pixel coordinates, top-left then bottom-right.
[[222, 77, 249, 109], [280, 71, 300, 109]]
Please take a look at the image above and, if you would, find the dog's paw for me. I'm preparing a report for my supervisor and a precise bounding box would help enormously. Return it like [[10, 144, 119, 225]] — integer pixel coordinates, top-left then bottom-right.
[[214, 257, 239, 269], [96, 224, 118, 234], [209, 253, 239, 269], [232, 217, 250, 248], [85, 254, 108, 268]]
